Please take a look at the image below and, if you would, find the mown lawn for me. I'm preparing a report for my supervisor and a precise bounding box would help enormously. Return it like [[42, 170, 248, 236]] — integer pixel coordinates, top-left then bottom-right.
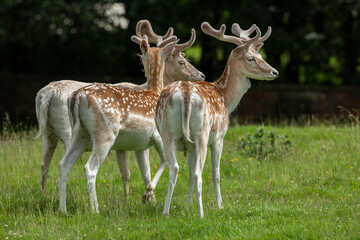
[[0, 125, 359, 239]]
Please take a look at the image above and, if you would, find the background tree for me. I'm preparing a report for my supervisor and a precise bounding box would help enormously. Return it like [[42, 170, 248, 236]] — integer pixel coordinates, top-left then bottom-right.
[[1, 0, 359, 84]]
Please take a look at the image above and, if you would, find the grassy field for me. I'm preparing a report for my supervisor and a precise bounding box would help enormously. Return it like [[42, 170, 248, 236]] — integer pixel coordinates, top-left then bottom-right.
[[0, 125, 359, 239]]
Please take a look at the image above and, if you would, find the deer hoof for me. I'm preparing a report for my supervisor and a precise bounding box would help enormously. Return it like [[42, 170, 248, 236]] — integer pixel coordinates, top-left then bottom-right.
[[142, 190, 156, 204]]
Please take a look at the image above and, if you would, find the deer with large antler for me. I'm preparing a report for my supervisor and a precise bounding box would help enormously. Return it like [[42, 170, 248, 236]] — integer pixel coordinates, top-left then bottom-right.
[[58, 33, 181, 214], [35, 20, 204, 197], [148, 22, 278, 218]]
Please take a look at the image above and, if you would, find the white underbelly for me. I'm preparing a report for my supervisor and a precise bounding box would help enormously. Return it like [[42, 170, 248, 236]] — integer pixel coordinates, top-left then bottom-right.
[[112, 129, 153, 151]]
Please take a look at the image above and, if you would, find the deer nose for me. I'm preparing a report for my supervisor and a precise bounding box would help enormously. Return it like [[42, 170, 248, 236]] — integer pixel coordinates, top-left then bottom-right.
[[272, 70, 279, 78], [200, 72, 206, 80]]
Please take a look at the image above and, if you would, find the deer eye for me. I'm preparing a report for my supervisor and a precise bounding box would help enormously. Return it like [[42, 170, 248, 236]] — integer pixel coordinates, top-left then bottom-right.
[[247, 56, 255, 62], [178, 61, 185, 65]]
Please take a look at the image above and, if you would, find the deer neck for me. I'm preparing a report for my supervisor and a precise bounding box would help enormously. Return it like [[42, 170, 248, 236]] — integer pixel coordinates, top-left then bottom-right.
[[214, 53, 251, 114], [162, 70, 173, 87], [144, 52, 164, 93]]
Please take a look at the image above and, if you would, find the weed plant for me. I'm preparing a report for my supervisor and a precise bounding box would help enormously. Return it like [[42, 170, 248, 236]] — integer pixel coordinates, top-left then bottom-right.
[[238, 125, 291, 160]]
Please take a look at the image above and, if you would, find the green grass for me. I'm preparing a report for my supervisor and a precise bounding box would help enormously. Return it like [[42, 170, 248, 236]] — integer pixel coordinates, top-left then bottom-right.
[[0, 125, 359, 239]]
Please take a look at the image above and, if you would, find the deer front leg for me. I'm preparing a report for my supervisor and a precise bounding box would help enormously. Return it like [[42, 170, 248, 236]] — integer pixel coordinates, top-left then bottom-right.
[[211, 138, 224, 209], [116, 150, 130, 199], [134, 150, 155, 203], [142, 134, 167, 201], [134, 150, 151, 187]]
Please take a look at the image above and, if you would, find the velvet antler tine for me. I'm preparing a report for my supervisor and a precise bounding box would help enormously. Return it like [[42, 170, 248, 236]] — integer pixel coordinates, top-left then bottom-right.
[[258, 26, 272, 43], [138, 20, 159, 44], [201, 22, 224, 38], [231, 23, 257, 40], [162, 27, 174, 40], [136, 20, 144, 38], [137, 20, 175, 46], [157, 36, 178, 48], [174, 28, 196, 54], [142, 35, 149, 43], [131, 34, 149, 46], [131, 35, 142, 45], [245, 27, 261, 47]]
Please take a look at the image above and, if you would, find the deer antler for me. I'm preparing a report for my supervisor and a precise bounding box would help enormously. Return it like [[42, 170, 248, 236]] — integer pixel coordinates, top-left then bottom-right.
[[244, 27, 261, 47], [131, 34, 149, 45], [135, 20, 142, 39], [201, 22, 269, 49], [156, 36, 178, 48], [173, 28, 196, 54], [258, 26, 272, 44], [232, 23, 272, 47], [201, 22, 245, 46], [231, 23, 257, 40], [131, 33, 178, 51], [232, 24, 271, 50], [136, 20, 174, 46], [136, 20, 196, 54]]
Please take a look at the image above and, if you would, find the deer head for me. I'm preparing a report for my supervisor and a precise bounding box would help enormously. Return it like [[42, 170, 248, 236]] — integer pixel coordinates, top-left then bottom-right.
[[201, 22, 278, 81], [137, 20, 205, 83], [131, 34, 178, 92]]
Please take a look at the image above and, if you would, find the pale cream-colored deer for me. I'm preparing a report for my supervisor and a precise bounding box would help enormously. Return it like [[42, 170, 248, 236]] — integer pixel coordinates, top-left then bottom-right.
[[149, 22, 278, 218], [35, 20, 204, 197], [58, 34, 181, 214]]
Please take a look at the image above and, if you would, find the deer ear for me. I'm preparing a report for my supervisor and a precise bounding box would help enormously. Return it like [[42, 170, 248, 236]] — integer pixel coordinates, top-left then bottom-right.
[[233, 44, 247, 58], [140, 39, 150, 55], [162, 40, 177, 59], [254, 43, 264, 52]]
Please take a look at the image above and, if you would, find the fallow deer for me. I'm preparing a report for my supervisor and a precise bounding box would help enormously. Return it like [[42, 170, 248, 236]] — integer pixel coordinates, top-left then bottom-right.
[[58, 34, 180, 214], [35, 20, 204, 197], [148, 22, 278, 218]]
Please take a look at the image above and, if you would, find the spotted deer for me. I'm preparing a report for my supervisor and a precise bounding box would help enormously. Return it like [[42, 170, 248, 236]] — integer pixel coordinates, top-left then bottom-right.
[[58, 34, 181, 214], [35, 20, 204, 196], [148, 22, 278, 218]]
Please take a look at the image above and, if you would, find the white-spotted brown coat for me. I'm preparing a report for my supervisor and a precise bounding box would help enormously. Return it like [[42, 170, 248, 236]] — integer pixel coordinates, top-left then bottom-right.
[[147, 22, 279, 218], [58, 37, 178, 214]]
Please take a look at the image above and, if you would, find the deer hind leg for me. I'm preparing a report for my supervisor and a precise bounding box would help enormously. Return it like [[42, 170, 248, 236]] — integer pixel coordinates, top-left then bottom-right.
[[58, 134, 86, 214], [162, 137, 179, 216], [41, 131, 58, 195], [187, 150, 196, 207], [116, 150, 130, 199], [194, 136, 209, 218], [211, 138, 224, 209], [84, 135, 116, 213]]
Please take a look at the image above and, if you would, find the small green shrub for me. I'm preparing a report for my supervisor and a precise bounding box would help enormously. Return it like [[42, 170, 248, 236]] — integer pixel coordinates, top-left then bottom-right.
[[238, 126, 291, 160]]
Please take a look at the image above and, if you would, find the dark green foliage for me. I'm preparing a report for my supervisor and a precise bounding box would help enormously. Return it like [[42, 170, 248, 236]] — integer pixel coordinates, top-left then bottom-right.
[[239, 126, 291, 159], [0, 0, 359, 85]]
